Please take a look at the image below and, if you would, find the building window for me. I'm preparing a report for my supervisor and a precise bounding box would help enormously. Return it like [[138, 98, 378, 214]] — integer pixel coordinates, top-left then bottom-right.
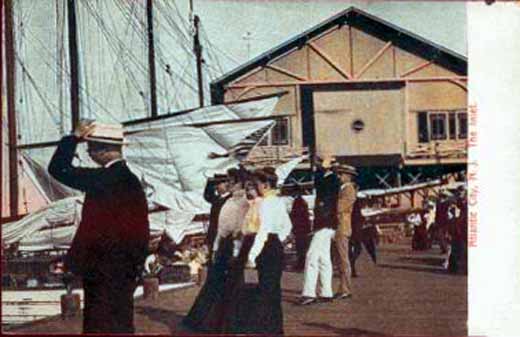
[[259, 117, 290, 146], [417, 109, 467, 142], [458, 113, 467, 139], [430, 113, 447, 140], [272, 118, 289, 145], [417, 112, 429, 143], [448, 113, 457, 140]]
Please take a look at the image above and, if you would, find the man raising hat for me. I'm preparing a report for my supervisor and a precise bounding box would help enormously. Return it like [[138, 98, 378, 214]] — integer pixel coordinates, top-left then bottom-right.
[[48, 120, 149, 333], [300, 155, 341, 305]]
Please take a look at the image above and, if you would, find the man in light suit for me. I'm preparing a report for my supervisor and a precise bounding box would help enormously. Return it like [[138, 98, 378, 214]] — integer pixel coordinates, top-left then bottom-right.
[[333, 164, 357, 299]]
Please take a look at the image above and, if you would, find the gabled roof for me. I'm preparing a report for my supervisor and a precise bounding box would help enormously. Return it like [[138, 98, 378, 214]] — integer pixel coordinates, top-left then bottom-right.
[[211, 7, 467, 90]]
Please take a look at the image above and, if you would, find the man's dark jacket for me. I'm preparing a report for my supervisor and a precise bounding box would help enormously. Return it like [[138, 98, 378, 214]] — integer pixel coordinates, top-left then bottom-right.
[[350, 199, 364, 242], [290, 196, 312, 236], [313, 168, 341, 231], [203, 181, 230, 251], [48, 136, 149, 278]]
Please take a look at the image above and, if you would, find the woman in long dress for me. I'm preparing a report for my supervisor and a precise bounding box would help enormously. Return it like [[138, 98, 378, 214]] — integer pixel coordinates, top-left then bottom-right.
[[219, 179, 263, 333], [230, 168, 292, 334], [182, 169, 250, 332]]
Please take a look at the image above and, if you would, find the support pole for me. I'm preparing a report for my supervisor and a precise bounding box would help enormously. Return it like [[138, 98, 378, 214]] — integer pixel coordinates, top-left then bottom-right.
[[146, 0, 158, 117], [193, 15, 204, 107], [1, 0, 5, 221], [67, 0, 80, 130], [5, 0, 19, 217]]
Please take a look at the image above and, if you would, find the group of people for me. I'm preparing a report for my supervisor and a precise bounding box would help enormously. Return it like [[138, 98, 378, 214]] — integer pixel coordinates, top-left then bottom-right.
[[48, 120, 377, 334], [183, 155, 375, 333], [410, 187, 468, 274], [183, 165, 291, 334], [295, 157, 376, 306]]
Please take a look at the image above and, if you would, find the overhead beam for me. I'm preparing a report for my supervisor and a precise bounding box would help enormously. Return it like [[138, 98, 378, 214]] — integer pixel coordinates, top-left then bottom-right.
[[308, 42, 352, 80], [355, 41, 392, 79], [18, 92, 291, 150], [18, 114, 293, 150], [447, 79, 468, 91], [126, 114, 294, 133], [226, 76, 468, 89]]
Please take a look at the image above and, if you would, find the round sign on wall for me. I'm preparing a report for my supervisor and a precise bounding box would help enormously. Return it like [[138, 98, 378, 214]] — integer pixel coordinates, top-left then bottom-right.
[[352, 119, 365, 132]]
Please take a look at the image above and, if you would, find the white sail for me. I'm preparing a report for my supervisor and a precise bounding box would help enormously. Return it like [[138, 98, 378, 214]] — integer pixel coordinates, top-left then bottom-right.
[[2, 197, 82, 247], [4, 98, 282, 249], [125, 121, 273, 214]]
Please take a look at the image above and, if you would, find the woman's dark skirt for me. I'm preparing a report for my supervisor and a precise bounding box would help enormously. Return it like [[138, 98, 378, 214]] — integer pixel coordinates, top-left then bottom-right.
[[182, 236, 233, 333], [226, 234, 285, 335]]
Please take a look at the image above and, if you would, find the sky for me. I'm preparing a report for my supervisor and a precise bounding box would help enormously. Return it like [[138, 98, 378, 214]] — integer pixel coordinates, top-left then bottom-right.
[[8, 0, 467, 142], [187, 0, 467, 73]]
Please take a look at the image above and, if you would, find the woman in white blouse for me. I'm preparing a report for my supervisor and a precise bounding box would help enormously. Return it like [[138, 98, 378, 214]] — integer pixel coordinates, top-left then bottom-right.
[[220, 179, 263, 333], [183, 168, 250, 332], [234, 168, 292, 335]]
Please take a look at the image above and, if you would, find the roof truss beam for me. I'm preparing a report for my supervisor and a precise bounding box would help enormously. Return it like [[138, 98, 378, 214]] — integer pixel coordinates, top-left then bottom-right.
[[355, 41, 393, 79], [235, 86, 258, 100], [308, 41, 352, 80], [400, 60, 433, 78], [266, 64, 308, 81]]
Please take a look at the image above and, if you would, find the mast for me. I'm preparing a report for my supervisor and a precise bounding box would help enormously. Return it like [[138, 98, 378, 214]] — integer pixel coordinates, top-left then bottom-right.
[[67, 0, 80, 130], [190, 0, 204, 108], [1, 0, 4, 221], [193, 15, 204, 108], [5, 0, 19, 218], [146, 0, 158, 117]]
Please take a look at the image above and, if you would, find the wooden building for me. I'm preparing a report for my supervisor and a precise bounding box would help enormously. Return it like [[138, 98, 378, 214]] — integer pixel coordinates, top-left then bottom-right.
[[211, 7, 467, 189]]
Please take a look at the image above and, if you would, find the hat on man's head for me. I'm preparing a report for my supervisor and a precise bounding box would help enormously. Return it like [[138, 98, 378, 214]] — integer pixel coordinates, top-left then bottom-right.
[[213, 174, 228, 183], [335, 164, 357, 176], [85, 122, 128, 145]]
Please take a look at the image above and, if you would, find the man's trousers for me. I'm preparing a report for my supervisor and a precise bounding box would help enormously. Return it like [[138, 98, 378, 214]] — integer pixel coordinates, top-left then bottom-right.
[[82, 271, 137, 333], [334, 234, 353, 295], [302, 228, 335, 298]]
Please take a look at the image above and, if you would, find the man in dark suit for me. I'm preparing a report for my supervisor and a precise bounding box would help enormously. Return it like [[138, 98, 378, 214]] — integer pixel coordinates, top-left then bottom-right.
[[48, 121, 149, 333], [349, 197, 377, 277], [289, 187, 311, 271], [300, 156, 341, 305], [203, 174, 231, 262]]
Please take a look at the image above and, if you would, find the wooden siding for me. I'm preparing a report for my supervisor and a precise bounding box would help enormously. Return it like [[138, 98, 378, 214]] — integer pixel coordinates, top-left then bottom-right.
[[313, 87, 404, 156]]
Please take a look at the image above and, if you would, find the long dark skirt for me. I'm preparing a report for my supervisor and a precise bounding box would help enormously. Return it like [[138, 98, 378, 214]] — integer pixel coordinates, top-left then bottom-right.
[[182, 236, 233, 332], [412, 224, 430, 250], [228, 234, 284, 335], [219, 234, 256, 333]]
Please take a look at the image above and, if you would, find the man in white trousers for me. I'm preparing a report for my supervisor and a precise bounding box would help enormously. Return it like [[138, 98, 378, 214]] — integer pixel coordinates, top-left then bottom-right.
[[300, 156, 341, 305]]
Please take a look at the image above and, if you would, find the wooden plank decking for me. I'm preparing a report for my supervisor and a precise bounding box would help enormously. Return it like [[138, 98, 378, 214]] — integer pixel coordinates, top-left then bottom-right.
[[6, 243, 467, 336]]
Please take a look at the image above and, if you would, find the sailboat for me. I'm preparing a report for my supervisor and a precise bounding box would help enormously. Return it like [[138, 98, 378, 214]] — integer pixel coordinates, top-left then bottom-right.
[[1, 0, 301, 328]]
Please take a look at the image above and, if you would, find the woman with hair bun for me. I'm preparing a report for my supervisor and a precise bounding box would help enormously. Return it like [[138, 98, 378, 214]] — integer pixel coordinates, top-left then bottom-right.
[[229, 167, 292, 334]]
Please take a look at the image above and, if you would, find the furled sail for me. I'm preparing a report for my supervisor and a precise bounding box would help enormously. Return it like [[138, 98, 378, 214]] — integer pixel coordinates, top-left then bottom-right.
[[4, 97, 281, 248]]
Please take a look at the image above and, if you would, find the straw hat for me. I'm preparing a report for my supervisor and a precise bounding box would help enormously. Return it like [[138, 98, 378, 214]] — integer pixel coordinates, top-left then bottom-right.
[[85, 122, 128, 145], [335, 164, 358, 176]]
